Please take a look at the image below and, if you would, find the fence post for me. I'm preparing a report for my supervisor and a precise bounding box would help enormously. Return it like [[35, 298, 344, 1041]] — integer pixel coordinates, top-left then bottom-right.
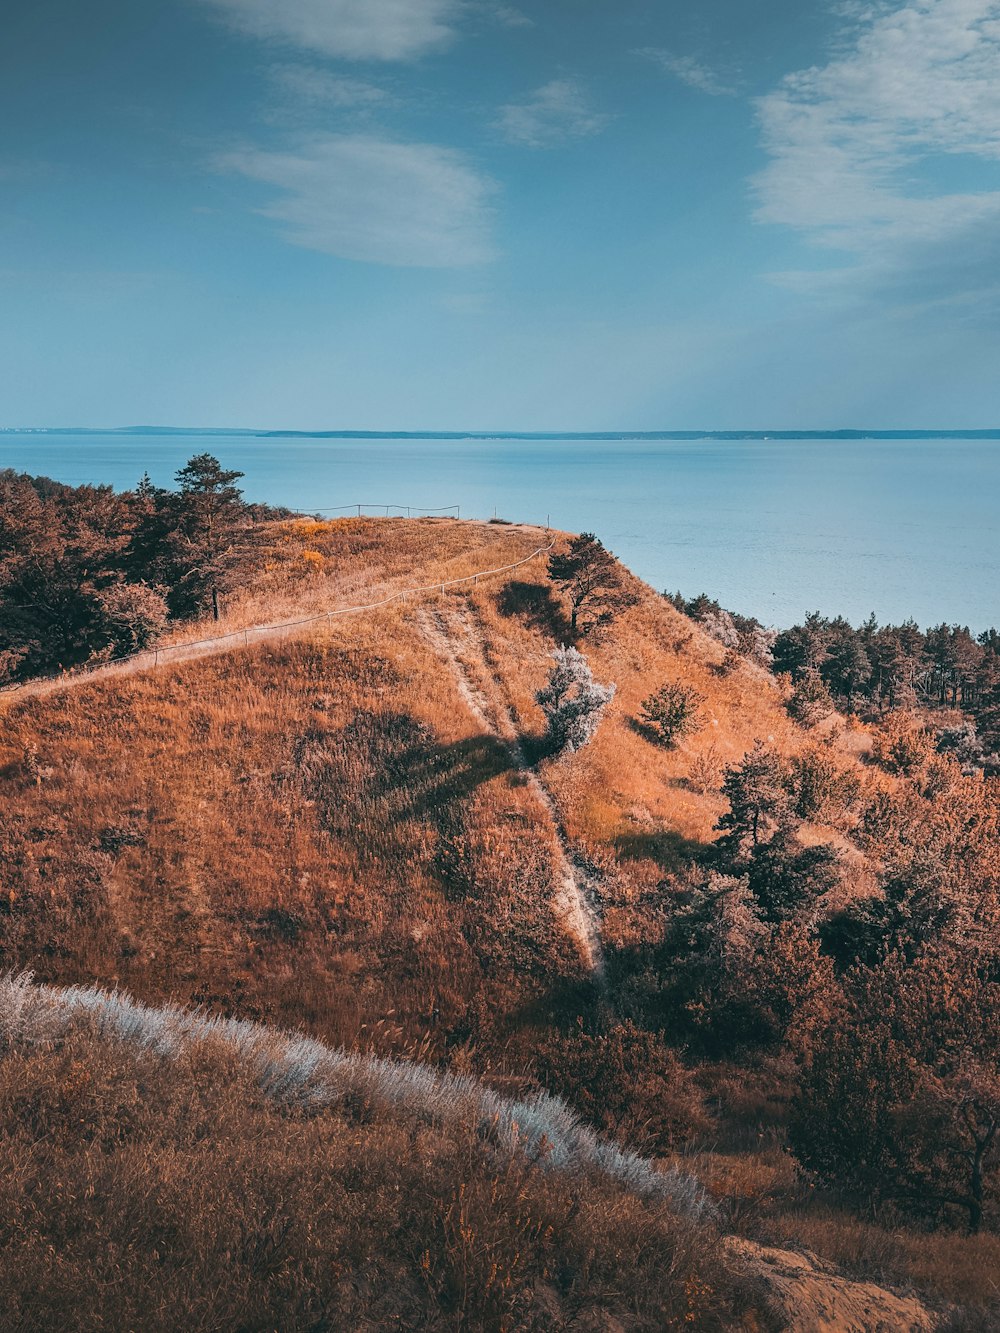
[[357, 504, 361, 517]]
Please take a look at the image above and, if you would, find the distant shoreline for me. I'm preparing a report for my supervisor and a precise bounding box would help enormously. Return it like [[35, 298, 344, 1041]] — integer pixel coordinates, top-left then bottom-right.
[[5, 428, 1000, 442]]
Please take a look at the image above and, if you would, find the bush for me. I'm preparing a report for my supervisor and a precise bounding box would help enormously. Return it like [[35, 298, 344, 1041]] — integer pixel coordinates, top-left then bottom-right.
[[533, 1021, 714, 1156], [791, 749, 861, 827], [688, 743, 724, 794], [787, 670, 835, 727], [640, 682, 705, 748], [871, 712, 935, 776], [536, 646, 615, 755], [93, 582, 169, 656]]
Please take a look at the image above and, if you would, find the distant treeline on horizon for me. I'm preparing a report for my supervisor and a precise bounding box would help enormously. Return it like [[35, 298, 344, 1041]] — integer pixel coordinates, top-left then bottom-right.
[[7, 427, 1000, 441]]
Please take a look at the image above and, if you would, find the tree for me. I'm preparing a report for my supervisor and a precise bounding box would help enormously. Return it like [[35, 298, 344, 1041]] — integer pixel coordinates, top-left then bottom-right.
[[165, 455, 247, 619], [772, 613, 831, 679], [535, 646, 615, 754], [826, 632, 872, 709], [747, 837, 841, 922], [640, 682, 704, 748], [548, 533, 637, 637], [0, 471, 133, 679], [791, 948, 1000, 1232], [787, 669, 835, 727], [715, 742, 795, 861]]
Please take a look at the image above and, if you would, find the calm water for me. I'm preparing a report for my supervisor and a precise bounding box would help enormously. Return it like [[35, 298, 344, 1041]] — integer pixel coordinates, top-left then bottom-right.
[[2, 432, 997, 632]]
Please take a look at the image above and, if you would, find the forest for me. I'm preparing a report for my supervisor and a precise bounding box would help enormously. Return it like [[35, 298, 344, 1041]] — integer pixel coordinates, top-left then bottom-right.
[[0, 457, 281, 683], [670, 590, 1000, 774]]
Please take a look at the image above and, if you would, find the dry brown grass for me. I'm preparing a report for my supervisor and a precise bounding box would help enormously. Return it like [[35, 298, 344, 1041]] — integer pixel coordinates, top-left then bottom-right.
[[9, 517, 980, 1325], [0, 519, 866, 1058], [0, 997, 768, 1332]]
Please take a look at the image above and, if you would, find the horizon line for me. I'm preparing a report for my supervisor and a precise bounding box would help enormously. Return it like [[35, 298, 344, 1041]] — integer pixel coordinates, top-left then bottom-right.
[[5, 426, 1000, 440]]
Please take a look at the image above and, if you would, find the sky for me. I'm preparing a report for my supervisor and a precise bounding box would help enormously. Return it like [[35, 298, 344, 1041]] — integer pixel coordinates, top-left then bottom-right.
[[2, 0, 1000, 430]]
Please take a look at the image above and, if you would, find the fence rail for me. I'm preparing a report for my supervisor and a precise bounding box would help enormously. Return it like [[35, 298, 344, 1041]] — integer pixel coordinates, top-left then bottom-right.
[[1, 539, 555, 700], [309, 503, 461, 517]]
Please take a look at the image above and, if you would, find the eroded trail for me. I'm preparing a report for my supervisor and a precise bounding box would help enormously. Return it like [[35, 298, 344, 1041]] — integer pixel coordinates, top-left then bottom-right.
[[1, 535, 555, 706], [416, 600, 605, 978]]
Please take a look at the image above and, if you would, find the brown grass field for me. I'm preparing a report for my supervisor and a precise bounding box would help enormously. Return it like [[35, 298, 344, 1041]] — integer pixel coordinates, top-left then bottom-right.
[[1, 516, 993, 1327]]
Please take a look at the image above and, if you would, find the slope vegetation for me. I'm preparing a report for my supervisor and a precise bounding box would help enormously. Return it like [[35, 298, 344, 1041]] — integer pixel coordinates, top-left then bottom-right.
[[0, 516, 838, 1051]]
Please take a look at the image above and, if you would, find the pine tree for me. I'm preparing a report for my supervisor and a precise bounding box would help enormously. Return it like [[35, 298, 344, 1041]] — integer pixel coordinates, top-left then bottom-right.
[[715, 742, 795, 860], [548, 533, 637, 637], [536, 646, 615, 754]]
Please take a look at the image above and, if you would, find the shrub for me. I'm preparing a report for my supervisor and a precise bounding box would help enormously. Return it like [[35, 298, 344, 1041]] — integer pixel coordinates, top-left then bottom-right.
[[533, 1021, 714, 1155], [640, 681, 705, 748], [791, 749, 862, 826], [536, 646, 615, 755], [871, 712, 935, 776], [787, 670, 835, 727], [688, 743, 724, 794], [93, 581, 169, 656]]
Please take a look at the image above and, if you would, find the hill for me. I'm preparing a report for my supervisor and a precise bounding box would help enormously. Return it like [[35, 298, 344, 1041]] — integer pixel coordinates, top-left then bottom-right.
[[2, 515, 999, 1327], [0, 516, 845, 1043]]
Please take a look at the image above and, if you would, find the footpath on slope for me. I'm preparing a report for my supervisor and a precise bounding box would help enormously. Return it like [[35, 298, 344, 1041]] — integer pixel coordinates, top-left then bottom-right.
[[416, 599, 605, 977], [1, 535, 555, 704]]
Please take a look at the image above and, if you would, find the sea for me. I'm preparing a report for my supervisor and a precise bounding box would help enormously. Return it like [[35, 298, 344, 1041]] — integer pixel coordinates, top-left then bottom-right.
[[2, 432, 997, 633]]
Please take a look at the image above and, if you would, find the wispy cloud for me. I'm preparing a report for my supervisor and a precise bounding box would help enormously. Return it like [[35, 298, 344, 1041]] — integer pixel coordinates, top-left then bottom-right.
[[487, 4, 534, 28], [268, 64, 391, 110], [220, 134, 497, 267], [635, 48, 736, 97], [197, 0, 462, 61], [497, 79, 608, 148], [753, 0, 1000, 309]]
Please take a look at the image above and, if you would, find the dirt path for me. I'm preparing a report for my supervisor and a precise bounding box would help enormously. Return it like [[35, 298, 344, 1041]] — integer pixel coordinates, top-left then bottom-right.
[[1, 540, 555, 707], [416, 600, 605, 977]]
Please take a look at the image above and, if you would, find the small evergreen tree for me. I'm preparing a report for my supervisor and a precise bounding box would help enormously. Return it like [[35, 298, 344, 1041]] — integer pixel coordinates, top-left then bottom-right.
[[171, 455, 247, 620], [640, 682, 704, 748], [787, 669, 835, 727], [715, 742, 795, 861], [548, 533, 637, 637], [536, 646, 615, 754]]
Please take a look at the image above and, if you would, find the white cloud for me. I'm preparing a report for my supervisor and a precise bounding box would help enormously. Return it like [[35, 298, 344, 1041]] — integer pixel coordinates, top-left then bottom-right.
[[268, 64, 391, 109], [635, 48, 736, 97], [198, 0, 462, 61], [753, 0, 1000, 305], [220, 135, 496, 267], [488, 5, 534, 27], [497, 79, 608, 148]]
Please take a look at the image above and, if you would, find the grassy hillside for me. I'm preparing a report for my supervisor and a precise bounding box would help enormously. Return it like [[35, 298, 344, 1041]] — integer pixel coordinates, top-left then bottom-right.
[[0, 517, 855, 1045], [0, 976, 756, 1332], [3, 515, 998, 1326]]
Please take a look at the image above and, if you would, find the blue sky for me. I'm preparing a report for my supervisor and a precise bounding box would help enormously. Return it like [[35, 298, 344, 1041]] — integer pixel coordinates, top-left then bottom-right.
[[3, 0, 1000, 429]]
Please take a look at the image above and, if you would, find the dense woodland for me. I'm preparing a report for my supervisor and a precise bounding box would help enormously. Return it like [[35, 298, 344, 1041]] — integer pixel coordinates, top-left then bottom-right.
[[0, 458, 281, 683], [670, 589, 1000, 772], [1, 483, 1000, 1325]]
